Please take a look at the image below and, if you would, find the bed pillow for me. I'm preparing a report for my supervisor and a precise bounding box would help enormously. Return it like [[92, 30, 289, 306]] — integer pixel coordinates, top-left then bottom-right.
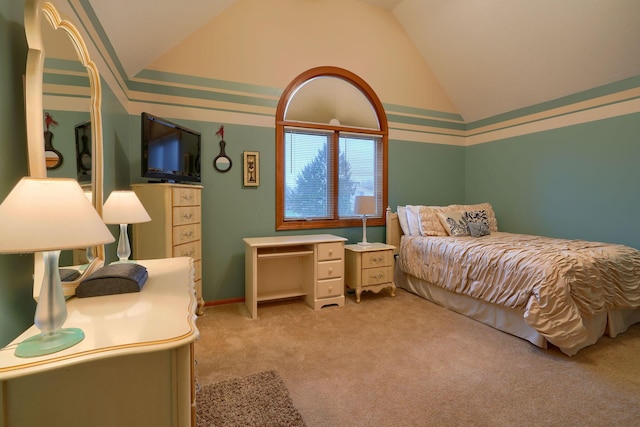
[[467, 221, 490, 238], [417, 206, 450, 236], [397, 206, 410, 236], [449, 202, 498, 232], [436, 211, 470, 236], [463, 210, 491, 237], [405, 205, 422, 236]]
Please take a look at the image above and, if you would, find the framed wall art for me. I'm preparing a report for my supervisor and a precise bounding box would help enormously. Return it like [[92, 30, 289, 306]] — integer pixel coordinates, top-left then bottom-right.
[[243, 151, 259, 187]]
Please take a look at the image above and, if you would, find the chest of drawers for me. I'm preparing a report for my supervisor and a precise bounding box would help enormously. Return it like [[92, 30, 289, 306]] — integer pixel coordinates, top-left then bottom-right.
[[132, 183, 204, 314]]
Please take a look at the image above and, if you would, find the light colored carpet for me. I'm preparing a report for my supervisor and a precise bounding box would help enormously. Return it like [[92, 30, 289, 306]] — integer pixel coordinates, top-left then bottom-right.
[[195, 288, 640, 426], [196, 370, 305, 427]]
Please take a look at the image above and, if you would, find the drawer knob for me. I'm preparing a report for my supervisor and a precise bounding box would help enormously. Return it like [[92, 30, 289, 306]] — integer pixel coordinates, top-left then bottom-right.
[[328, 268, 333, 274], [328, 249, 333, 256], [182, 212, 193, 220]]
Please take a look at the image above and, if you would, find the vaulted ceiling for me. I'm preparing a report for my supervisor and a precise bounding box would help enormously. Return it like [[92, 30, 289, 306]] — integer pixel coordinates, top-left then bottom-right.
[[88, 0, 640, 122]]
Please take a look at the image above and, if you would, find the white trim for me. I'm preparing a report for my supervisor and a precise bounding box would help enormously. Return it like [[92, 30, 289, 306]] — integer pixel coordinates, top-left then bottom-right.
[[467, 97, 640, 146]]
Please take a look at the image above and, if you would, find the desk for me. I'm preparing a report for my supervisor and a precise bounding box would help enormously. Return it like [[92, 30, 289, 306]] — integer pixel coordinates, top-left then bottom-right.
[[0, 257, 198, 427], [244, 234, 347, 319]]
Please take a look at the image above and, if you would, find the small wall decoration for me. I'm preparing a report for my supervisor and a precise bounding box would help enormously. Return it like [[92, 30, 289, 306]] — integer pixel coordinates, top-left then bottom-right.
[[243, 151, 259, 187], [44, 112, 63, 169], [213, 125, 232, 173]]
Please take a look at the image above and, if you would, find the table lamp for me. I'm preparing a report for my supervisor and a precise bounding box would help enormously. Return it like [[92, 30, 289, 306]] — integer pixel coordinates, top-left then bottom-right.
[[0, 177, 114, 358], [354, 195, 376, 246], [102, 191, 151, 262]]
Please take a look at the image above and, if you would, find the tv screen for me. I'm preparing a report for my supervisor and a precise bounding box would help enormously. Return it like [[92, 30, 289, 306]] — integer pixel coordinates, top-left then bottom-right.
[[141, 112, 201, 183]]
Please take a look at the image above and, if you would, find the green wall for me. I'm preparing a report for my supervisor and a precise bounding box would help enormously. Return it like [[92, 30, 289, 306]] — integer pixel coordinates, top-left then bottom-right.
[[389, 139, 466, 208], [0, 0, 36, 346], [125, 117, 466, 301], [466, 113, 640, 249]]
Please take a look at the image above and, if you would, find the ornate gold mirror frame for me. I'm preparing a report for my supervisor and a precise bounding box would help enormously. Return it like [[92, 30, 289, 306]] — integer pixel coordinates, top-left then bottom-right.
[[24, 0, 105, 296]]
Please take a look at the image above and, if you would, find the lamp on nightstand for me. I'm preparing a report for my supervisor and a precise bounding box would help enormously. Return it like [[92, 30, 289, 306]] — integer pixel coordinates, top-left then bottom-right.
[[355, 195, 375, 246], [103, 191, 151, 262], [0, 177, 114, 357]]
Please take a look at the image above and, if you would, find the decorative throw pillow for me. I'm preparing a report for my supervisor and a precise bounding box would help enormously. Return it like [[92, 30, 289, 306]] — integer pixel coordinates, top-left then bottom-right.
[[436, 211, 470, 236], [463, 210, 490, 238], [417, 206, 450, 236], [449, 203, 499, 232], [467, 221, 490, 238]]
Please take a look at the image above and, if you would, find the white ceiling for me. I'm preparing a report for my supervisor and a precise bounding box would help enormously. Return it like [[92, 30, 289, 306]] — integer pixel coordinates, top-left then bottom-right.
[[89, 0, 640, 122]]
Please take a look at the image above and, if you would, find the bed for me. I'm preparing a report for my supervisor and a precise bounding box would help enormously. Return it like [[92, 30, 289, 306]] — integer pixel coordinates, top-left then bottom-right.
[[386, 203, 640, 356]]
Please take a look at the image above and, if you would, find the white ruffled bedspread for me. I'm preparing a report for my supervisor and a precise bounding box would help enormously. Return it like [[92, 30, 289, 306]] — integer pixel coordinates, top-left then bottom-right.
[[398, 232, 640, 349]]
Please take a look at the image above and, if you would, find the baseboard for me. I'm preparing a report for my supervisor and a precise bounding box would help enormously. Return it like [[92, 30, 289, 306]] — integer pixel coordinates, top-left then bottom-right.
[[204, 297, 245, 307]]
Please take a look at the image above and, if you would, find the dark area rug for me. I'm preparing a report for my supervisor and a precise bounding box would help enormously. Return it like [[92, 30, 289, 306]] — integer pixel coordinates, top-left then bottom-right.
[[196, 370, 306, 427]]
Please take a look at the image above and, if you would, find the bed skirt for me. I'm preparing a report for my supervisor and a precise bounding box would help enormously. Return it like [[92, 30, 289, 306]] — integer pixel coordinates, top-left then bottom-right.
[[395, 259, 639, 356]]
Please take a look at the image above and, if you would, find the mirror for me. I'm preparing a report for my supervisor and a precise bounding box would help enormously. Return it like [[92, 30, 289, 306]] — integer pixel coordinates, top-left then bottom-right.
[[213, 140, 232, 172], [24, 0, 105, 296]]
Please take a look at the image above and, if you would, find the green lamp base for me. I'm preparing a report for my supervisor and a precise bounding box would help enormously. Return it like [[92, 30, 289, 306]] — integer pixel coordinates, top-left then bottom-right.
[[14, 328, 85, 358]]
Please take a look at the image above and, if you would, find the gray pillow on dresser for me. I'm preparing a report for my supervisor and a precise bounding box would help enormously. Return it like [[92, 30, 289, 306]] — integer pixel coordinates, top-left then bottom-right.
[[76, 263, 148, 298]]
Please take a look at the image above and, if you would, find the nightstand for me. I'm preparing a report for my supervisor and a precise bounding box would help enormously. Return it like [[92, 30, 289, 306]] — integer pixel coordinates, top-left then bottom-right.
[[344, 243, 396, 303]]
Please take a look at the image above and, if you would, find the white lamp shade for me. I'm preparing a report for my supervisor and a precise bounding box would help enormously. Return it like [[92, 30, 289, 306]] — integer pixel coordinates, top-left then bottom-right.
[[0, 177, 114, 253], [354, 195, 376, 215], [102, 191, 151, 225]]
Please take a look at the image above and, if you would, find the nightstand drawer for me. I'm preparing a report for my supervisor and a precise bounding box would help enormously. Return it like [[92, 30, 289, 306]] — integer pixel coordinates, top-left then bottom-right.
[[362, 266, 394, 286], [317, 278, 343, 298], [317, 259, 343, 280], [362, 250, 392, 268], [317, 242, 343, 261]]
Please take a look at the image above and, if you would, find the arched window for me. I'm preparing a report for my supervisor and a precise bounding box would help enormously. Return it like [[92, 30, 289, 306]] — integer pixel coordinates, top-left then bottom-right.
[[276, 66, 388, 230]]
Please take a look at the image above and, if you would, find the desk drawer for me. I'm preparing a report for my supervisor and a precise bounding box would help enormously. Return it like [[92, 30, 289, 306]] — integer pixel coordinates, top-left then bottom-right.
[[173, 206, 200, 226], [362, 266, 393, 286], [317, 278, 343, 298], [362, 250, 392, 268], [317, 259, 343, 280], [317, 242, 343, 261]]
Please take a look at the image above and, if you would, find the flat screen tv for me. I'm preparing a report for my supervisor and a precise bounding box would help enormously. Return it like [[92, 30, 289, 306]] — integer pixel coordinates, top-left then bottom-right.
[[141, 112, 201, 183]]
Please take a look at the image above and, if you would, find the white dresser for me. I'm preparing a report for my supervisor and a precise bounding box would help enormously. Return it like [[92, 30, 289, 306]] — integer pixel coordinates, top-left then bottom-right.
[[0, 258, 199, 427], [132, 183, 204, 314]]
